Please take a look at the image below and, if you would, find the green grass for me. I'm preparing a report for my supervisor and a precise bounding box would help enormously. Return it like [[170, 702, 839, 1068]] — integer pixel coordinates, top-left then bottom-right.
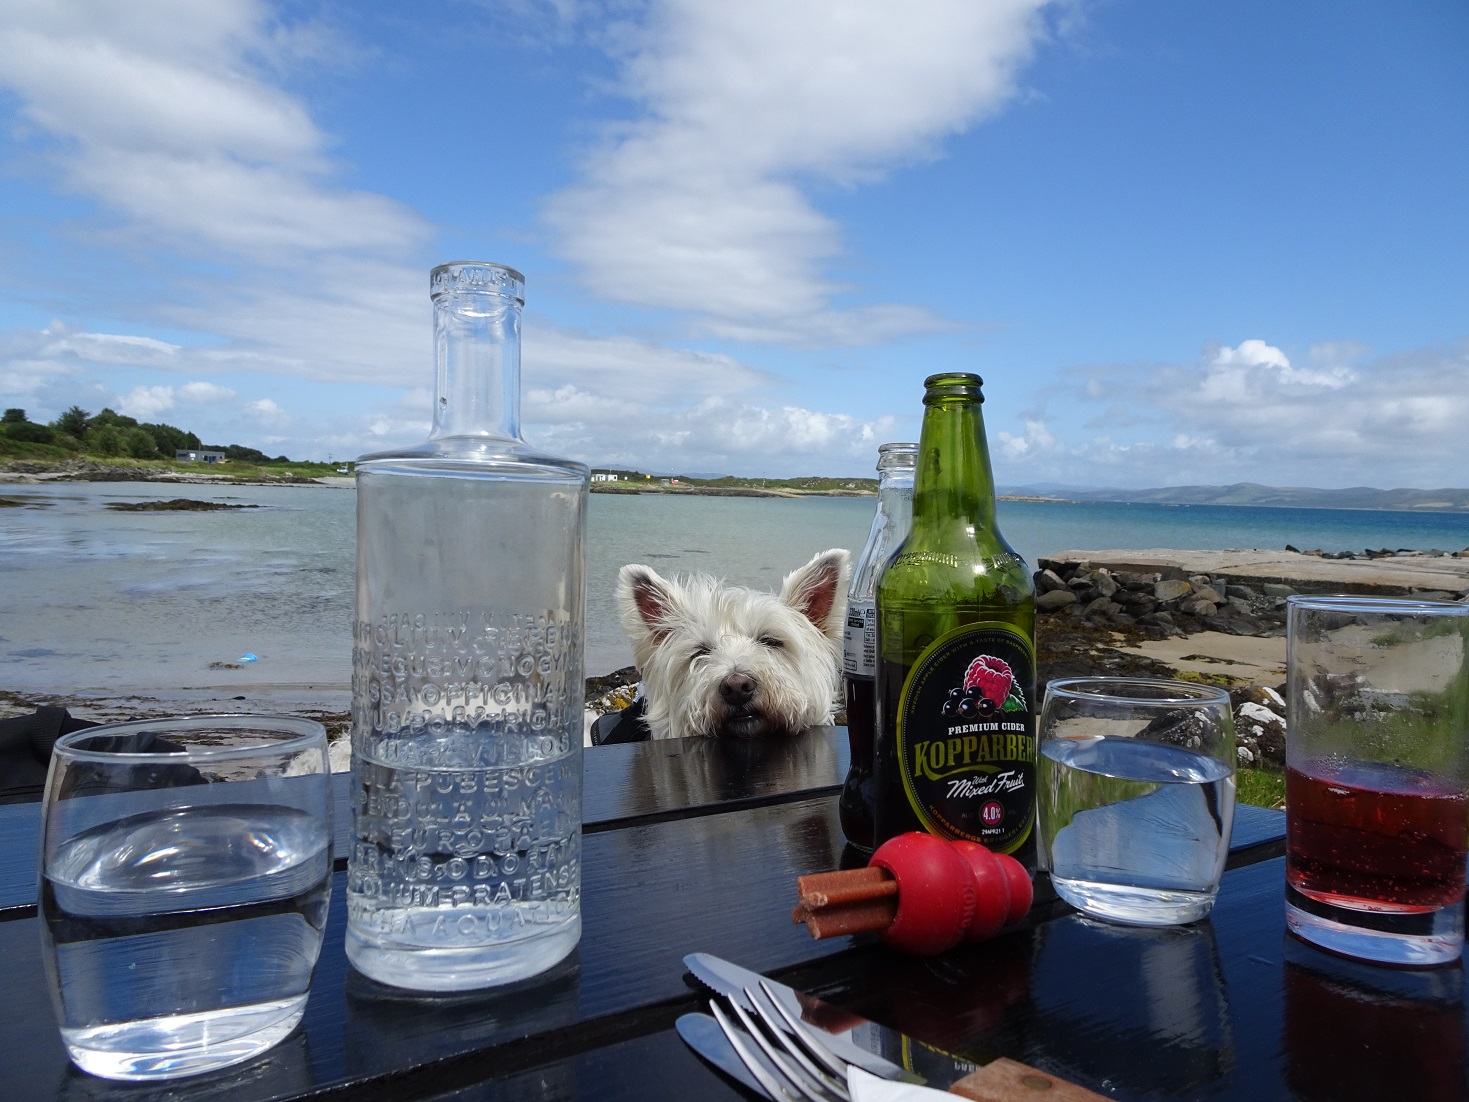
[[0, 444, 344, 481], [0, 438, 75, 460], [1237, 766, 1285, 809]]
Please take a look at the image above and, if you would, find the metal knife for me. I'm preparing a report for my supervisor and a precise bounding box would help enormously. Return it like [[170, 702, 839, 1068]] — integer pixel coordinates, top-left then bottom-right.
[[683, 952, 1107, 1101], [674, 1012, 772, 1097], [685, 952, 928, 1083]]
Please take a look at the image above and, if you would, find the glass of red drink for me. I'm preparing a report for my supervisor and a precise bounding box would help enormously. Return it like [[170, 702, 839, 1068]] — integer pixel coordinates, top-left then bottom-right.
[[1285, 595, 1469, 966]]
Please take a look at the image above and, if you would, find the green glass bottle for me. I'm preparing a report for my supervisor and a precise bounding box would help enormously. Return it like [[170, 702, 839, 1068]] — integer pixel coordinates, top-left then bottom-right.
[[873, 373, 1037, 870]]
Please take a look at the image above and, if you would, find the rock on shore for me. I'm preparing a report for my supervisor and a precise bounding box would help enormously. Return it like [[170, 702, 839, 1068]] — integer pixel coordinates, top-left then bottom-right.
[[1035, 547, 1469, 642]]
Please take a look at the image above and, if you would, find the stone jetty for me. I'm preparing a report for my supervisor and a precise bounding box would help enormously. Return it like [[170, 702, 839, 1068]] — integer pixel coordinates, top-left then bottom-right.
[[1035, 547, 1469, 641]]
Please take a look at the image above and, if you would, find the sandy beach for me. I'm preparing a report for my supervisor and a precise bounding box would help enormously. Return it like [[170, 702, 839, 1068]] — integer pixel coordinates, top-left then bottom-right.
[[1116, 631, 1285, 685]]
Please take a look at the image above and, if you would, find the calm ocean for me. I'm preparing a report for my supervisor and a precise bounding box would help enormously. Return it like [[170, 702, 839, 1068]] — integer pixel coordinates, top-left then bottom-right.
[[4, 481, 1468, 704]]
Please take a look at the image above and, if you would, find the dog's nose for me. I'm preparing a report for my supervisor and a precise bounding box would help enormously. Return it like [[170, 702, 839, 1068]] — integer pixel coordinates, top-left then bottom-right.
[[719, 672, 757, 707]]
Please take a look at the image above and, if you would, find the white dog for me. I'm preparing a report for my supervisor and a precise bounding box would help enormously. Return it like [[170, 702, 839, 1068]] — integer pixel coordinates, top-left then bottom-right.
[[616, 549, 851, 740]]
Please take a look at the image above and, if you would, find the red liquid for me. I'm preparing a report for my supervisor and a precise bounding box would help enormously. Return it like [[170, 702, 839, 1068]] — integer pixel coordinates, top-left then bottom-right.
[[1287, 758, 1469, 911]]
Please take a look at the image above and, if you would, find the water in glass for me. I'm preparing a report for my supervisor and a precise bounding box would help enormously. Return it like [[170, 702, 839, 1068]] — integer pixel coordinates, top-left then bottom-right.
[[43, 803, 330, 1080], [1042, 735, 1235, 925]]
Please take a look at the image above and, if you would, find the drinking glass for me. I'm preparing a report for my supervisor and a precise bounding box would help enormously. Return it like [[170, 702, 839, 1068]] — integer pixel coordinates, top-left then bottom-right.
[[1285, 596, 1469, 966], [39, 715, 333, 1080], [1038, 678, 1237, 925]]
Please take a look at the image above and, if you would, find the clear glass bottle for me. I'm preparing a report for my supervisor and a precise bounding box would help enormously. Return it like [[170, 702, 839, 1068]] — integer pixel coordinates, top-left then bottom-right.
[[347, 262, 588, 991], [840, 442, 917, 853], [873, 373, 1037, 870]]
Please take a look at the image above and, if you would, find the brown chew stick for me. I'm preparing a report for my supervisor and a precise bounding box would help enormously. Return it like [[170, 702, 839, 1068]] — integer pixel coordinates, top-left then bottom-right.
[[791, 866, 899, 938]]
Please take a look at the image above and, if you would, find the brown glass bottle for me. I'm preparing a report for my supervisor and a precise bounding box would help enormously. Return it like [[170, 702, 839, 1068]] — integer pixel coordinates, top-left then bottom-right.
[[840, 442, 916, 853], [872, 373, 1037, 870]]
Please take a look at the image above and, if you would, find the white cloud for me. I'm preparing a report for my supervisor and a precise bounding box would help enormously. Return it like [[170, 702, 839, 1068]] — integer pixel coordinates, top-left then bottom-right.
[[178, 381, 237, 403], [117, 385, 176, 419], [58, 331, 183, 364], [998, 418, 1057, 459], [245, 397, 286, 422], [0, 0, 427, 261], [1001, 339, 1469, 488], [1199, 338, 1354, 403], [116, 378, 241, 419], [547, 0, 1052, 341], [528, 393, 898, 474], [526, 321, 770, 396]]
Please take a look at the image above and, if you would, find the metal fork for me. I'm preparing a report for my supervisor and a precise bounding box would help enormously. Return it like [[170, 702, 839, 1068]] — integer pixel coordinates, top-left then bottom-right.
[[708, 979, 881, 1102]]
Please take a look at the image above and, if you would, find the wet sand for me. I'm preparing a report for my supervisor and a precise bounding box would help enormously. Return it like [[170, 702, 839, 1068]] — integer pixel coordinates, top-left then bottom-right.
[[1114, 631, 1287, 686]]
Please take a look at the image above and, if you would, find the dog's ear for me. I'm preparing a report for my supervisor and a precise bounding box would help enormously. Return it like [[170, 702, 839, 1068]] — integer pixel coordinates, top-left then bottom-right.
[[617, 564, 677, 645], [779, 548, 851, 641]]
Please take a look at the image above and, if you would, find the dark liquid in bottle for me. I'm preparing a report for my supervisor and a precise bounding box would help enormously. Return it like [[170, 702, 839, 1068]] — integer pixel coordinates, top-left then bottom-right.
[[840, 675, 876, 852]]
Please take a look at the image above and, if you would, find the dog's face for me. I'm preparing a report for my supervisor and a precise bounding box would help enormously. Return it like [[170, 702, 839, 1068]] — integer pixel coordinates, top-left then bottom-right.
[[616, 549, 851, 740]]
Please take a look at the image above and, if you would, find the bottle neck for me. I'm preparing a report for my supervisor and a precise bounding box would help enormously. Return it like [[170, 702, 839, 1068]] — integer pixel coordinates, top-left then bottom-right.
[[911, 396, 996, 529], [875, 466, 915, 532], [431, 287, 522, 442]]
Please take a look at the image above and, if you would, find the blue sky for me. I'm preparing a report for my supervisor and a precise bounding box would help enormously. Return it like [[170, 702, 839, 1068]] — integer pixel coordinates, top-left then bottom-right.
[[0, 0, 1464, 487]]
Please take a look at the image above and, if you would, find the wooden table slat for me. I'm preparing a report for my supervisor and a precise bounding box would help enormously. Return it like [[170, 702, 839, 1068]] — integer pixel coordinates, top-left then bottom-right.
[[0, 726, 851, 912]]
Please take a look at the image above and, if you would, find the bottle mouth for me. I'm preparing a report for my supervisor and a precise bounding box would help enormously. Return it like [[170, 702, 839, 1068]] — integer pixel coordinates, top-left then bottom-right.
[[431, 262, 525, 303], [876, 442, 918, 471], [922, 372, 984, 402]]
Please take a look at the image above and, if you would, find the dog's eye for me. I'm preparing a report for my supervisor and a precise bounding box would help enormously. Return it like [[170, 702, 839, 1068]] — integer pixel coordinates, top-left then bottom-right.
[[690, 644, 712, 661], [757, 636, 784, 649]]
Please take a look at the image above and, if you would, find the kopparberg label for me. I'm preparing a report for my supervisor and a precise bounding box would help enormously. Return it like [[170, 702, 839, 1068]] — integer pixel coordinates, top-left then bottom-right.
[[895, 622, 1035, 851]]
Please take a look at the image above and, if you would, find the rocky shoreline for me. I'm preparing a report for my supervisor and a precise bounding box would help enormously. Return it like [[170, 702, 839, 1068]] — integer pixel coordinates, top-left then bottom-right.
[[0, 459, 326, 486]]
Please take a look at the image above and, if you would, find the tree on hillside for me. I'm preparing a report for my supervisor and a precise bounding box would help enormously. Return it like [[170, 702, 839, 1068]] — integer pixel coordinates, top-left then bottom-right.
[[217, 444, 271, 463], [0, 419, 54, 443], [89, 408, 139, 430], [3, 408, 25, 423], [88, 425, 124, 456], [53, 406, 90, 438], [123, 427, 161, 459], [140, 422, 201, 456]]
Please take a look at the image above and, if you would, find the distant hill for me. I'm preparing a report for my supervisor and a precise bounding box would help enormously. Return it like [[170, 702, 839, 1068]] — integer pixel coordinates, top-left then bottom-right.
[[999, 482, 1469, 513]]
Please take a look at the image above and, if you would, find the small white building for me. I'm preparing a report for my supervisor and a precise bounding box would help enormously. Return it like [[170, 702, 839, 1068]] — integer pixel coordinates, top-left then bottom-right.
[[591, 472, 622, 482], [175, 449, 226, 463]]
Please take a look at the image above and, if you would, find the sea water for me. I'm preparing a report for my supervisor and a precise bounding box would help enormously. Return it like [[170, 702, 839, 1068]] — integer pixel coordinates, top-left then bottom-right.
[[346, 727, 582, 991], [1041, 738, 1236, 925], [42, 804, 331, 1080], [6, 483, 1469, 698]]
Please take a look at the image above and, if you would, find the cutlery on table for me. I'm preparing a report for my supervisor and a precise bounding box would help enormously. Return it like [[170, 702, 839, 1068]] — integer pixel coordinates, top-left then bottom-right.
[[679, 952, 1106, 1101]]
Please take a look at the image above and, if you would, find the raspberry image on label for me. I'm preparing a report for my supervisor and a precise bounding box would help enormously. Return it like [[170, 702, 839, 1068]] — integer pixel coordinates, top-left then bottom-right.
[[963, 655, 1012, 704]]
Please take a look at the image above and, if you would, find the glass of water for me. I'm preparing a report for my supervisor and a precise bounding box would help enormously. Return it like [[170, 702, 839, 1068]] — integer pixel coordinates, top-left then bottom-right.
[[1038, 678, 1237, 925], [39, 715, 333, 1080]]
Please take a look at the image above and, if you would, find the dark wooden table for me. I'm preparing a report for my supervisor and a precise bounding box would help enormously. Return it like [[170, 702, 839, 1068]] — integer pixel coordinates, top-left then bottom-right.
[[1, 728, 1461, 1100]]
